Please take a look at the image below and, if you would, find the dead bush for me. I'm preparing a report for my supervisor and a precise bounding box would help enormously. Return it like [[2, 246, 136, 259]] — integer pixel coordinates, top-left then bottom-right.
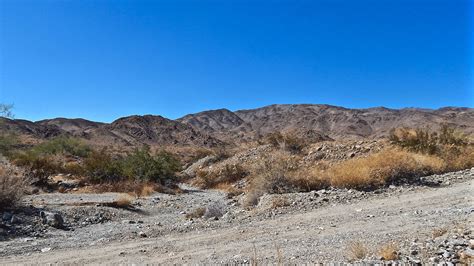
[[271, 196, 290, 209], [195, 164, 248, 189], [203, 201, 226, 219], [85, 180, 168, 197], [138, 183, 156, 197], [0, 164, 26, 210], [106, 194, 133, 209], [432, 227, 448, 238], [288, 166, 329, 192], [185, 207, 206, 219], [348, 241, 369, 260], [326, 148, 445, 189], [438, 145, 474, 171], [265, 132, 307, 154], [378, 243, 399, 260], [244, 151, 300, 206]]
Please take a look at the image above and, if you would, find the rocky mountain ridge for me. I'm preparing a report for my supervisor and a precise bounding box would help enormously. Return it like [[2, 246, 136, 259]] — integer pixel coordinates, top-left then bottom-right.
[[1, 104, 473, 148]]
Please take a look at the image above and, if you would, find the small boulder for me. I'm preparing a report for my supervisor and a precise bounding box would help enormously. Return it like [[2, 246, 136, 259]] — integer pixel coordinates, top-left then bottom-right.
[[40, 211, 64, 229], [2, 212, 12, 222], [10, 215, 22, 224]]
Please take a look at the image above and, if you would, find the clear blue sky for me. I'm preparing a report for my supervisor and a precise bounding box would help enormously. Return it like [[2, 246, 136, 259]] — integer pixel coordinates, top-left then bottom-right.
[[0, 0, 472, 122]]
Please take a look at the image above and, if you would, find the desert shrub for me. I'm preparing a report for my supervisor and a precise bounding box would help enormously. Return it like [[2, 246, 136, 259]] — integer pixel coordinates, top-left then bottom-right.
[[84, 147, 181, 184], [348, 241, 368, 260], [288, 165, 330, 192], [83, 148, 123, 182], [438, 124, 468, 146], [121, 147, 181, 182], [266, 132, 307, 154], [378, 243, 399, 260], [244, 152, 301, 206], [389, 127, 438, 154], [213, 148, 231, 161], [12, 152, 63, 186], [185, 207, 206, 219], [203, 201, 226, 219], [10, 136, 92, 183], [192, 148, 214, 161], [389, 124, 468, 155], [437, 145, 474, 171], [103, 194, 134, 209], [432, 227, 448, 238], [0, 134, 19, 157], [0, 164, 26, 210], [326, 148, 445, 189], [195, 163, 248, 188], [29, 136, 91, 158], [271, 196, 290, 209], [389, 125, 473, 173]]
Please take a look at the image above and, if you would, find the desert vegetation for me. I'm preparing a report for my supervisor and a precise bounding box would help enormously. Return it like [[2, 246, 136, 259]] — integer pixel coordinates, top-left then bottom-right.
[[185, 125, 473, 206], [0, 104, 473, 264], [0, 162, 26, 210], [5, 135, 181, 193], [265, 132, 307, 154]]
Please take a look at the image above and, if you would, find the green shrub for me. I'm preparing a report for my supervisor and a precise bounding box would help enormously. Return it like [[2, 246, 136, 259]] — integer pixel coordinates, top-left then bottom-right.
[[30, 136, 91, 158], [389, 125, 468, 155], [83, 147, 181, 183], [0, 134, 18, 156], [121, 147, 181, 182], [83, 148, 123, 182], [12, 152, 62, 185]]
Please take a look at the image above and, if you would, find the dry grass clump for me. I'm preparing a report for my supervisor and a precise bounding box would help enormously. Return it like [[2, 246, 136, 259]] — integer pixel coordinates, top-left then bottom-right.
[[213, 183, 243, 198], [265, 132, 307, 154], [348, 241, 369, 260], [271, 196, 290, 209], [244, 152, 299, 206], [104, 194, 134, 209], [288, 164, 330, 192], [84, 180, 170, 197], [432, 227, 448, 238], [440, 145, 474, 171], [326, 148, 445, 189], [378, 242, 399, 260], [389, 125, 474, 171], [194, 163, 248, 189], [0, 163, 27, 210], [185, 207, 206, 219], [137, 183, 157, 197], [389, 124, 468, 154]]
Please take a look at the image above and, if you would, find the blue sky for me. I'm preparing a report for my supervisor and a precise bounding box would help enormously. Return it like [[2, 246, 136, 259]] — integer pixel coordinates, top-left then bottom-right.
[[0, 0, 472, 122]]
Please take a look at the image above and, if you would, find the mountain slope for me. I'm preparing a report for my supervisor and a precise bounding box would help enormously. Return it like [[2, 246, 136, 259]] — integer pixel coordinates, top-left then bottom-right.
[[1, 104, 473, 149], [177, 104, 474, 140]]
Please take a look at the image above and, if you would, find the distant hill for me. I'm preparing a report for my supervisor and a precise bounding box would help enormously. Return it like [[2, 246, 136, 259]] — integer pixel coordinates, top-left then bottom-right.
[[1, 104, 473, 148], [179, 104, 474, 140]]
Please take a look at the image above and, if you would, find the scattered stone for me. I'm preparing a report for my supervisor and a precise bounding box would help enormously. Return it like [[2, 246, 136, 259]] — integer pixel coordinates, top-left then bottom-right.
[[40, 247, 51, 253], [2, 212, 12, 222], [40, 211, 64, 229]]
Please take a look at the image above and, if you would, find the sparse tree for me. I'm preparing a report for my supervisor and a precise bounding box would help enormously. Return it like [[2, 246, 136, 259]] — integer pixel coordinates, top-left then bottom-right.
[[0, 104, 14, 118], [0, 103, 16, 155]]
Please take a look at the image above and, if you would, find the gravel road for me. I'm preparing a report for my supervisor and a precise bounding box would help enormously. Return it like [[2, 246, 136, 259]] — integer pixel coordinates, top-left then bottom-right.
[[1, 169, 473, 264]]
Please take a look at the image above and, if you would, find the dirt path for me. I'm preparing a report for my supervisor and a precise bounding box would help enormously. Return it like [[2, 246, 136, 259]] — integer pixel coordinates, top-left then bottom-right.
[[2, 177, 472, 264]]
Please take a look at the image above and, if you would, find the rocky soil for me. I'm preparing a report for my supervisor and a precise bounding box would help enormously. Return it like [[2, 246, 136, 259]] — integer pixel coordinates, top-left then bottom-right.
[[0, 168, 473, 264]]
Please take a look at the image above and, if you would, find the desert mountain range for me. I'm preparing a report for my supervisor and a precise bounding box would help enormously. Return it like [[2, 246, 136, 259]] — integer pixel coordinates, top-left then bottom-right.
[[1, 104, 473, 148]]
